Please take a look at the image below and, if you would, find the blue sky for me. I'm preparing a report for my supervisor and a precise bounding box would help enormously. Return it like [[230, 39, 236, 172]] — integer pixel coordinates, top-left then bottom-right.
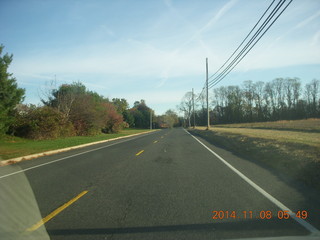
[[1, 0, 319, 115]]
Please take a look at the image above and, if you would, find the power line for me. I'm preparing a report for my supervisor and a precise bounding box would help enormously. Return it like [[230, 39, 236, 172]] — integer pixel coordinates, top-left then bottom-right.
[[196, 0, 282, 101], [207, 0, 277, 82], [195, 85, 205, 101], [208, 0, 286, 87], [195, 0, 292, 104], [209, 0, 292, 88]]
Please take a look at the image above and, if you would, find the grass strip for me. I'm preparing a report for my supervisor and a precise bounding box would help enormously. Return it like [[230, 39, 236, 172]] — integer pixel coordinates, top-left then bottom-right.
[[0, 129, 152, 160]]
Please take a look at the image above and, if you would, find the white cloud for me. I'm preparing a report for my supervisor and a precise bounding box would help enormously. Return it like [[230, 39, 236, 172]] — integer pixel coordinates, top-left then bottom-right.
[[199, 0, 238, 34], [295, 10, 320, 29], [311, 30, 320, 46], [236, 38, 320, 72], [8, 0, 320, 104], [11, 31, 319, 89]]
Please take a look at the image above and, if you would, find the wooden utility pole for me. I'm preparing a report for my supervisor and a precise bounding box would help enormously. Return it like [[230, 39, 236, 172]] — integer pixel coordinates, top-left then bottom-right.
[[150, 110, 152, 130], [192, 88, 195, 129], [206, 58, 210, 130]]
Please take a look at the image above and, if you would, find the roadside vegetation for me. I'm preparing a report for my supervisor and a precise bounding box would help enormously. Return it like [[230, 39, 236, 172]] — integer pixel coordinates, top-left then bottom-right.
[[180, 79, 320, 128], [0, 45, 182, 161], [189, 119, 320, 191], [178, 65, 320, 191], [0, 129, 152, 160]]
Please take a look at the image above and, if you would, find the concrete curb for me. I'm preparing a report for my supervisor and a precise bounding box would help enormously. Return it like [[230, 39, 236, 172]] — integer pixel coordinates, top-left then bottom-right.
[[0, 130, 159, 167]]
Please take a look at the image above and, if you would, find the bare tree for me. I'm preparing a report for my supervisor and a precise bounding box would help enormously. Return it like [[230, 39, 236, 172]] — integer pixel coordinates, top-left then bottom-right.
[[243, 80, 254, 121], [310, 79, 319, 109], [292, 78, 301, 107], [179, 92, 193, 127], [195, 77, 317, 124], [305, 79, 320, 116], [253, 81, 265, 121], [273, 78, 285, 111], [264, 82, 276, 118], [284, 78, 294, 110], [55, 84, 76, 119]]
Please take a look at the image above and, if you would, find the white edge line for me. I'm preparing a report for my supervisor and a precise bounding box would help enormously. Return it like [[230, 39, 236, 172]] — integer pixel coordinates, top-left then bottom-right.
[[0, 131, 158, 180], [184, 129, 320, 235]]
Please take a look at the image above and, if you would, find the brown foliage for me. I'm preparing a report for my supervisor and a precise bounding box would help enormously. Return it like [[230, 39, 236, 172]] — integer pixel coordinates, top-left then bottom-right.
[[101, 102, 124, 133], [12, 105, 75, 139], [69, 95, 102, 136]]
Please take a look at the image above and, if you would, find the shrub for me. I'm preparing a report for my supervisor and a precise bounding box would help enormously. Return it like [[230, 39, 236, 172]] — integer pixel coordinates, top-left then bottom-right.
[[12, 105, 75, 139], [69, 94, 103, 136], [101, 102, 124, 133]]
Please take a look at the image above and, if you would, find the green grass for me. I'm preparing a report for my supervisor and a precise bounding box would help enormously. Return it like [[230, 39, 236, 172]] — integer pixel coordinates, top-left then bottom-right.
[[0, 129, 152, 160], [190, 119, 320, 191], [214, 118, 320, 132]]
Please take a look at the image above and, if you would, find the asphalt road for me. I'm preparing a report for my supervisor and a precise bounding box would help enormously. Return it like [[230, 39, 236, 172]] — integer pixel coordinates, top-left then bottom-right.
[[0, 128, 319, 240]]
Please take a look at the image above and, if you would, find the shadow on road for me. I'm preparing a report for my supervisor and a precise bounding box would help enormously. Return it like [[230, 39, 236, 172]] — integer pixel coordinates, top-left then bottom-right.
[[48, 218, 308, 238]]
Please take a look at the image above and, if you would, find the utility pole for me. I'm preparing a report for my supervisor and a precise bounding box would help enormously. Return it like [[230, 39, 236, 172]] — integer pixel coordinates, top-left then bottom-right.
[[206, 58, 210, 130], [150, 110, 152, 130], [192, 88, 195, 129]]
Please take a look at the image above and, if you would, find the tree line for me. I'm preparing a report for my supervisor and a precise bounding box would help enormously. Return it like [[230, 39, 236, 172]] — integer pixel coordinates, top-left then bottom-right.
[[180, 78, 320, 126], [0, 45, 181, 140]]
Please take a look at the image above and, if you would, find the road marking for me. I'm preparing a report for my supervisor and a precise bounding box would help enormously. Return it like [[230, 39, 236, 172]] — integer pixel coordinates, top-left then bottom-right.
[[161, 136, 164, 138], [136, 150, 144, 156], [153, 140, 158, 143], [184, 129, 320, 235], [0, 131, 158, 180], [26, 190, 88, 232]]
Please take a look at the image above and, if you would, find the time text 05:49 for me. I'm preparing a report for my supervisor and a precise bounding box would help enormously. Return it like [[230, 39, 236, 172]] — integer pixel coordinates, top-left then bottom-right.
[[211, 210, 308, 220]]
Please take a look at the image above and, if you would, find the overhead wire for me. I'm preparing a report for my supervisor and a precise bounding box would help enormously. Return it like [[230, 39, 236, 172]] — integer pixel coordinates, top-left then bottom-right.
[[195, 85, 206, 101], [195, 0, 292, 102], [197, 0, 279, 101], [209, 0, 293, 88], [208, 0, 292, 89], [207, 0, 276, 82]]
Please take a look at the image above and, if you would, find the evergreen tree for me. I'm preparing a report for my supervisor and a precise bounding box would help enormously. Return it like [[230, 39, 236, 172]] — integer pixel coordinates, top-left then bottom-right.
[[0, 45, 25, 135]]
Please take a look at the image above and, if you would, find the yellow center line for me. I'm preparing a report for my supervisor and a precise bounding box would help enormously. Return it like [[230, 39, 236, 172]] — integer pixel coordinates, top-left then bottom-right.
[[153, 140, 158, 143], [136, 150, 144, 156], [26, 190, 88, 232]]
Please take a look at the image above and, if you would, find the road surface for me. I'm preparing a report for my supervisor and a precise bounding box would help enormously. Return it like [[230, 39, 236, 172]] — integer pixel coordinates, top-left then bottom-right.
[[1, 128, 319, 239]]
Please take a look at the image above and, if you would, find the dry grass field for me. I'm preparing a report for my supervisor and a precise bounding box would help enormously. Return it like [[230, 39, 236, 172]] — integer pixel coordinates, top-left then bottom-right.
[[195, 126, 320, 148], [189, 118, 320, 191], [215, 118, 320, 132]]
